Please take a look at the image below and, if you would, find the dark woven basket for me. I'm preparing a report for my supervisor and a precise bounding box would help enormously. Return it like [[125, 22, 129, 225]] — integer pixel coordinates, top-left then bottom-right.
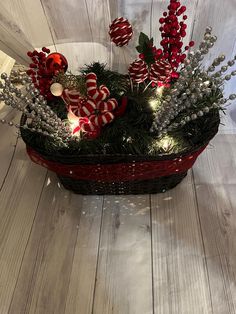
[[57, 172, 188, 195], [20, 113, 219, 195]]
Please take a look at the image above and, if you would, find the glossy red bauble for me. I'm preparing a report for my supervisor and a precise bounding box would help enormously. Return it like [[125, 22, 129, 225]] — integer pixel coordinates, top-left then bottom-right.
[[45, 53, 68, 75]]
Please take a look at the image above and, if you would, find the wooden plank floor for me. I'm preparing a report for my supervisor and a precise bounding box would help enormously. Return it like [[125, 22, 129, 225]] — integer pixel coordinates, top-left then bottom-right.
[[1, 0, 236, 311], [0, 123, 236, 313]]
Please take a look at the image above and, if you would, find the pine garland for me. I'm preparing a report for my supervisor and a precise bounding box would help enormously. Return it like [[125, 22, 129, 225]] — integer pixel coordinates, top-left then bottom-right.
[[20, 62, 220, 157]]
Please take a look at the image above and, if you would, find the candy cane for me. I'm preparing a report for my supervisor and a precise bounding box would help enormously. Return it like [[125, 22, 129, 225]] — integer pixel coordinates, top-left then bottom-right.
[[72, 117, 90, 134], [89, 111, 114, 127], [82, 116, 96, 132], [61, 89, 84, 116], [99, 98, 118, 112], [78, 99, 97, 117], [70, 99, 87, 117], [86, 73, 110, 101], [62, 89, 82, 104]]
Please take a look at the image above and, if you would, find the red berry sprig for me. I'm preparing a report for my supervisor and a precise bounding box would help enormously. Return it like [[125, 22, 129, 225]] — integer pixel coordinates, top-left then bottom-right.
[[136, 32, 162, 65], [26, 47, 53, 100], [158, 0, 195, 72]]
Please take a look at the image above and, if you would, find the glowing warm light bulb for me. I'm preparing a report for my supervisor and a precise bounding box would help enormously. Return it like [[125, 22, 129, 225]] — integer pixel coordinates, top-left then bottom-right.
[[149, 99, 159, 110], [67, 111, 90, 136], [159, 135, 177, 152], [156, 85, 165, 96], [162, 138, 170, 151], [67, 111, 81, 136]]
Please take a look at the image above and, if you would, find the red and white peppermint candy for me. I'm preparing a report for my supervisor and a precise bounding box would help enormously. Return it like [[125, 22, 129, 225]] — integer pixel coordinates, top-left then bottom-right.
[[149, 60, 172, 85], [128, 59, 149, 83], [86, 73, 110, 101], [109, 17, 133, 47]]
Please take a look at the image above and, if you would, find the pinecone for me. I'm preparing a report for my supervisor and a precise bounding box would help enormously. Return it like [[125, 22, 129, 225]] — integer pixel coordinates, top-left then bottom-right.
[[128, 59, 149, 83], [149, 60, 172, 85]]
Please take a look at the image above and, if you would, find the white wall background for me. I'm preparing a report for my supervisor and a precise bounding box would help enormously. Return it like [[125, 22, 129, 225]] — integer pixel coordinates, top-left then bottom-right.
[[0, 0, 236, 131]]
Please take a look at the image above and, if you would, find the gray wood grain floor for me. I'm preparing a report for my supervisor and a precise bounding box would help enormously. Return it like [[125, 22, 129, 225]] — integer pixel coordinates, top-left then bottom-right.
[[0, 120, 236, 314]]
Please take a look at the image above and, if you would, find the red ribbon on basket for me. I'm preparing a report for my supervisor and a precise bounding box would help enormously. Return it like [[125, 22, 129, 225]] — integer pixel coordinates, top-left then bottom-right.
[[26, 145, 207, 182]]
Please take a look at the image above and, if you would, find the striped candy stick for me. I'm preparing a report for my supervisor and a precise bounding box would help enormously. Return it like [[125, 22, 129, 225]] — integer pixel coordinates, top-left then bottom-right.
[[86, 73, 110, 101], [78, 98, 117, 120], [99, 98, 118, 112], [67, 110, 90, 134], [62, 89, 84, 116], [50, 83, 83, 116], [89, 111, 114, 127], [72, 117, 90, 134], [82, 122, 101, 138], [82, 115, 97, 132], [77, 99, 97, 117], [62, 89, 82, 104]]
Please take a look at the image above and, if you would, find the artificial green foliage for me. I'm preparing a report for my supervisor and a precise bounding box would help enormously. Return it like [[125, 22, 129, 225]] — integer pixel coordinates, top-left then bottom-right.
[[47, 97, 67, 120], [54, 71, 87, 95], [21, 62, 220, 157], [180, 110, 220, 146]]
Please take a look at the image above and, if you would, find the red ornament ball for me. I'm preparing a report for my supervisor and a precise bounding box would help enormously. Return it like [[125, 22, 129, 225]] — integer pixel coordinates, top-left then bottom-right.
[[45, 53, 68, 75], [128, 59, 149, 84], [109, 17, 133, 47], [149, 60, 172, 85]]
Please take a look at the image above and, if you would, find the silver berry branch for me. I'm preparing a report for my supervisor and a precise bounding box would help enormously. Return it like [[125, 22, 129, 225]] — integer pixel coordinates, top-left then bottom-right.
[[151, 27, 236, 136], [0, 72, 74, 146]]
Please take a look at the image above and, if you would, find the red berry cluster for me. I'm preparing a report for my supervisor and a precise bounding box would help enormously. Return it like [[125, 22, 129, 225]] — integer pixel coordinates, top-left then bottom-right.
[[27, 47, 53, 100], [158, 0, 194, 72]]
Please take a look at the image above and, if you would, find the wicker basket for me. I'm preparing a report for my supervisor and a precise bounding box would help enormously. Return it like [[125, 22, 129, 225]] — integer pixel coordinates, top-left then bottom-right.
[[20, 114, 219, 195]]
